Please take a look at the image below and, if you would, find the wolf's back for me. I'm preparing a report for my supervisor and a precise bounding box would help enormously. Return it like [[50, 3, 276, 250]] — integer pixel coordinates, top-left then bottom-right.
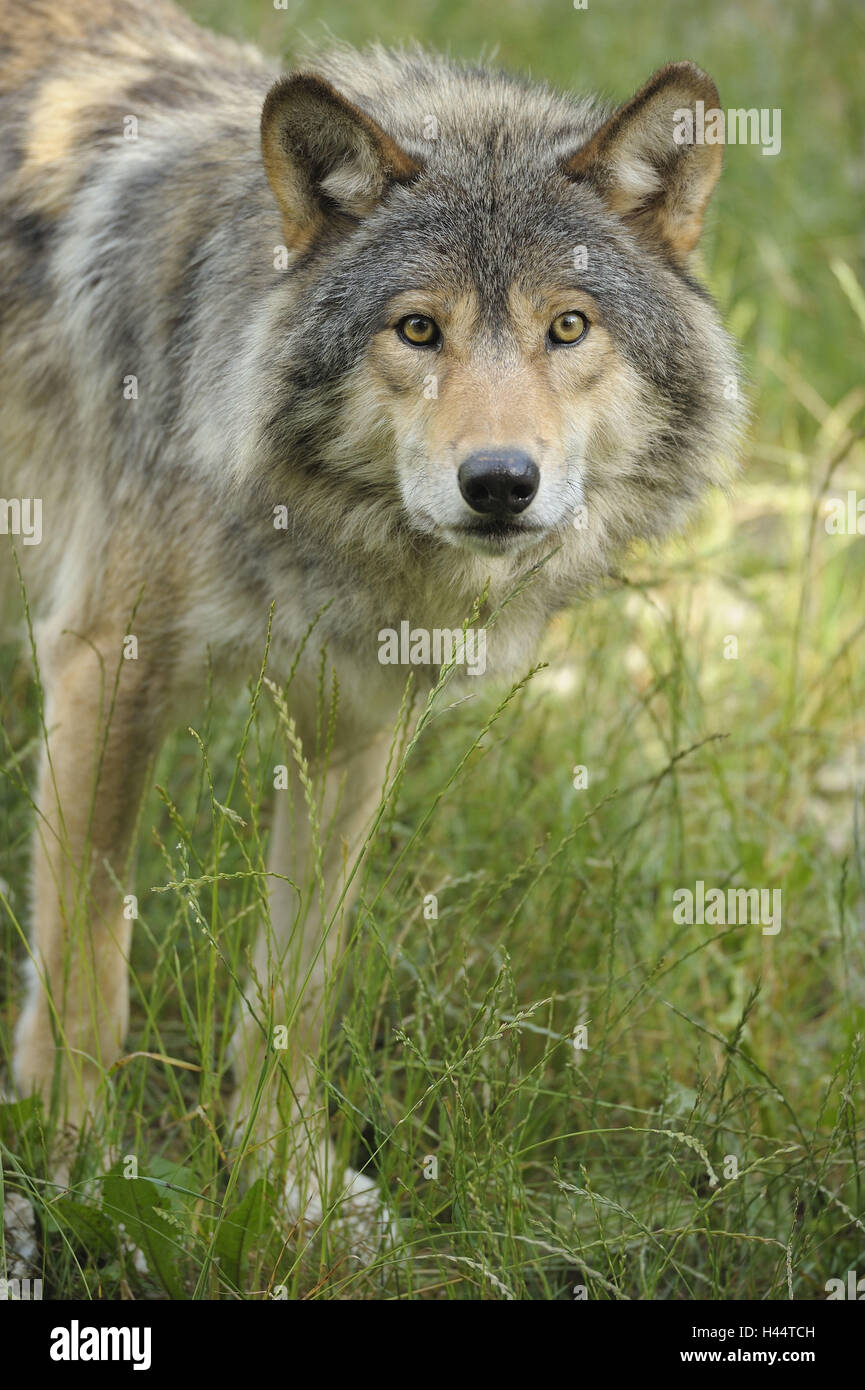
[[0, 1, 272, 632], [0, 0, 259, 89]]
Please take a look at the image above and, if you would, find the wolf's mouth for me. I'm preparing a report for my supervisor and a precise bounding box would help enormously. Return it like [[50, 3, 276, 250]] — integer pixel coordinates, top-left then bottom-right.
[[449, 520, 547, 556]]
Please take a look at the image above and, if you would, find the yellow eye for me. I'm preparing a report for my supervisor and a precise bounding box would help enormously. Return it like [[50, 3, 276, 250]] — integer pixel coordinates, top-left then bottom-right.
[[549, 310, 589, 346], [397, 314, 441, 348]]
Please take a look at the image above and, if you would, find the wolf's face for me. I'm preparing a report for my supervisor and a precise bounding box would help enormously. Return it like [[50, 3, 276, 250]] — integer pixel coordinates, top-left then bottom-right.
[[366, 274, 602, 557], [260, 61, 741, 567]]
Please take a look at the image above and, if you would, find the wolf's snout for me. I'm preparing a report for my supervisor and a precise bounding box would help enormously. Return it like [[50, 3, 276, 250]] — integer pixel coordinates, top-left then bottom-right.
[[458, 450, 539, 518]]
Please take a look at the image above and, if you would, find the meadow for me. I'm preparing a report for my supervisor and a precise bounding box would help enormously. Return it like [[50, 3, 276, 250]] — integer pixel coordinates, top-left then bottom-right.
[[1, 0, 863, 1299]]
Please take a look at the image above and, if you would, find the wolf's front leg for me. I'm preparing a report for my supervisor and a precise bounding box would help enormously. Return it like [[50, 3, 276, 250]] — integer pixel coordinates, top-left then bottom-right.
[[12, 620, 166, 1141], [229, 732, 392, 1243]]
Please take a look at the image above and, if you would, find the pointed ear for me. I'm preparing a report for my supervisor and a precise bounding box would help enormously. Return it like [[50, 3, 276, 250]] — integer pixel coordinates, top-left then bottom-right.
[[565, 62, 722, 263], [261, 74, 422, 248]]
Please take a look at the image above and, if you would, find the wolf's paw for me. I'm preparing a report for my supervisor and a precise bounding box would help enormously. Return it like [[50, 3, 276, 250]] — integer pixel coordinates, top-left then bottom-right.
[[283, 1165, 394, 1260], [2, 1191, 39, 1284]]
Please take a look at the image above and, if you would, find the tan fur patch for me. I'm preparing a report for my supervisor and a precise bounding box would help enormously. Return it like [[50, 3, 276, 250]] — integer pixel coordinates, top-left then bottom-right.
[[26, 72, 116, 166]]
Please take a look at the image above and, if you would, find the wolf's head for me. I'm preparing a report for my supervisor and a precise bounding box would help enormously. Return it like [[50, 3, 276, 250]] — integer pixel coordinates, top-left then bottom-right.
[[257, 52, 742, 576]]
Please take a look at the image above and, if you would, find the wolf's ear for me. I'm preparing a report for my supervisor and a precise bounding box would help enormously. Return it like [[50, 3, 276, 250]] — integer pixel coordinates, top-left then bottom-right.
[[565, 62, 722, 262], [261, 74, 422, 246]]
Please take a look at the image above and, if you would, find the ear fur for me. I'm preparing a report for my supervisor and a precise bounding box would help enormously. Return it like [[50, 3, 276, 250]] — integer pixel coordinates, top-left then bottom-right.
[[565, 62, 722, 262], [261, 74, 422, 248]]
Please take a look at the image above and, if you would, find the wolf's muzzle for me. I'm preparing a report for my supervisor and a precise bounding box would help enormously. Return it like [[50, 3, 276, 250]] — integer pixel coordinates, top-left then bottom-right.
[[458, 449, 540, 518]]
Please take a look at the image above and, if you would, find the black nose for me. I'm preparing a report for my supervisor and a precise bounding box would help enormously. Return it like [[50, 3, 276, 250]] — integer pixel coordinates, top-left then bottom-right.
[[458, 449, 540, 518]]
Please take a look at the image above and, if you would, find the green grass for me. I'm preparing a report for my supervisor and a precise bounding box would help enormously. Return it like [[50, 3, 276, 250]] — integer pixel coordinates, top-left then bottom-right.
[[1, 0, 864, 1299]]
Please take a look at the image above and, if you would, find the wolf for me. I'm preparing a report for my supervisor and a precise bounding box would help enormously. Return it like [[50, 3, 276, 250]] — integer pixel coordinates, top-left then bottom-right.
[[0, 0, 741, 1242]]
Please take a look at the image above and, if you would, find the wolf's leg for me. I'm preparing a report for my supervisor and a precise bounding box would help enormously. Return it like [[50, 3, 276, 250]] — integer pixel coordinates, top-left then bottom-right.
[[12, 620, 166, 1137], [230, 733, 391, 1236]]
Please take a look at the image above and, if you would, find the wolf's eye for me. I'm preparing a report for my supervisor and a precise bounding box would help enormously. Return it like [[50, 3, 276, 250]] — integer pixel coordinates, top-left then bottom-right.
[[397, 314, 441, 348], [548, 311, 589, 346]]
